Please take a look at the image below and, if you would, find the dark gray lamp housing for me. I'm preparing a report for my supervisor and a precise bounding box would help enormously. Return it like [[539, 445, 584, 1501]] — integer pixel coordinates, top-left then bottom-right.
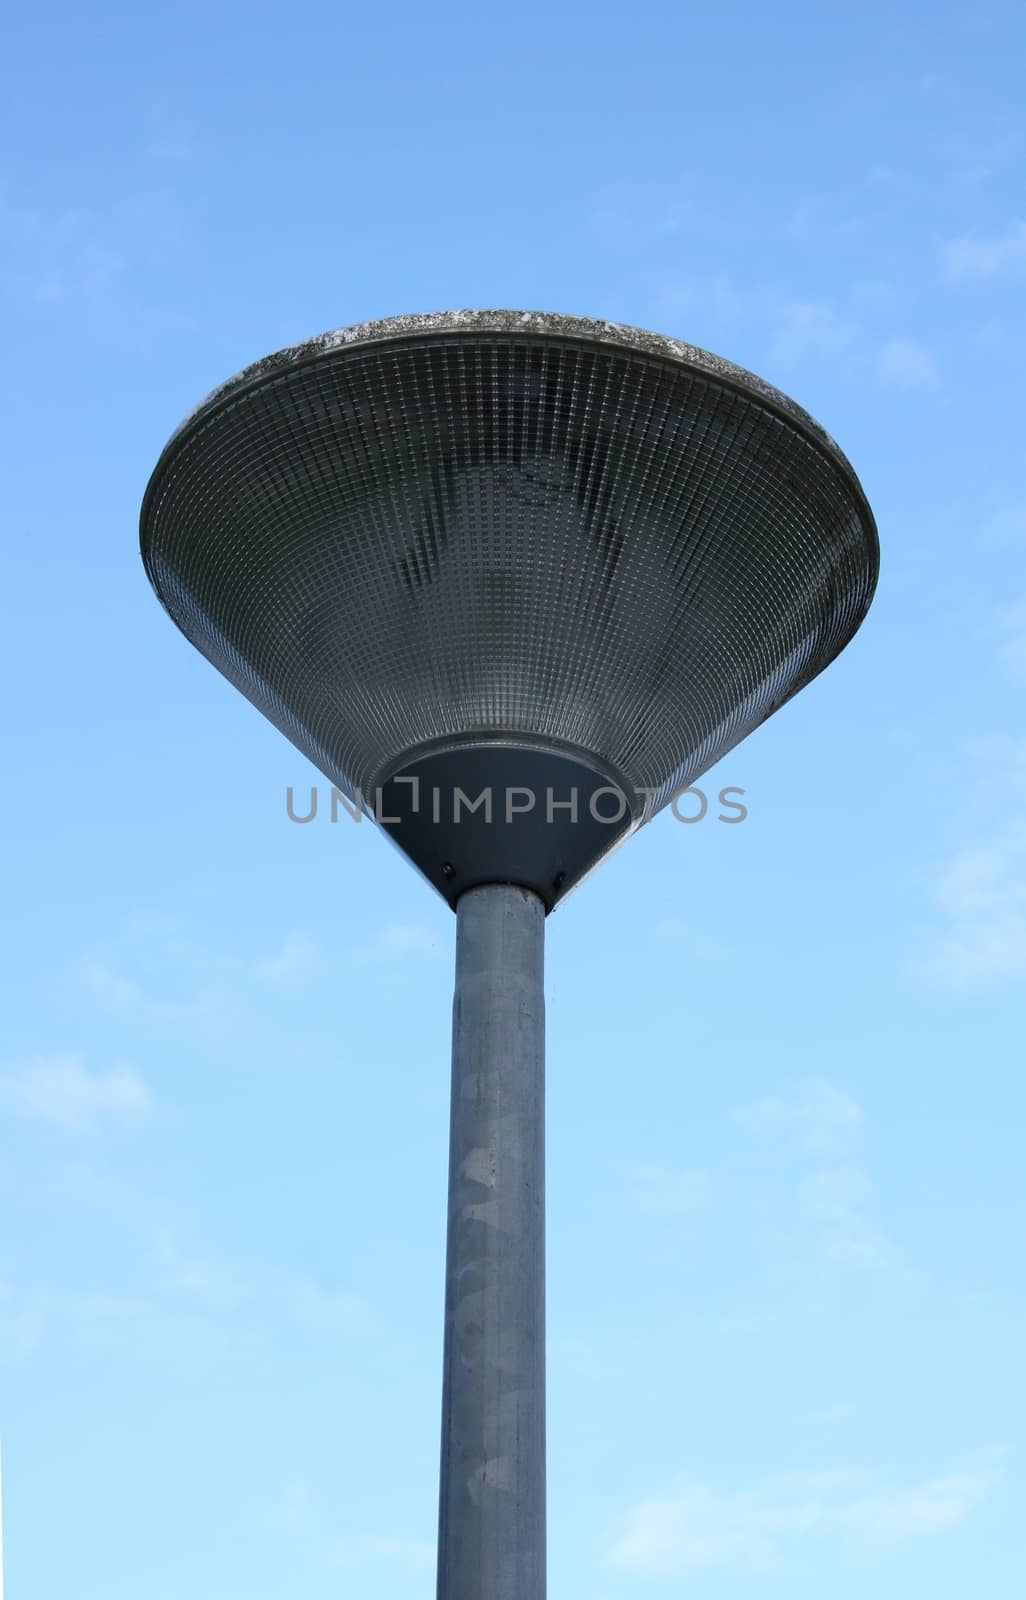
[[141, 310, 877, 909]]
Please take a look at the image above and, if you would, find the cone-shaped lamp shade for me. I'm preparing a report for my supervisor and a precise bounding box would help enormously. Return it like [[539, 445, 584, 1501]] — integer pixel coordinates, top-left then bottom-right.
[[141, 310, 878, 907]]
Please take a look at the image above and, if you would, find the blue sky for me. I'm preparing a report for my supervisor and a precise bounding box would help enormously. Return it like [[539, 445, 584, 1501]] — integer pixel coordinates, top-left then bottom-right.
[[2, 1, 1025, 1595]]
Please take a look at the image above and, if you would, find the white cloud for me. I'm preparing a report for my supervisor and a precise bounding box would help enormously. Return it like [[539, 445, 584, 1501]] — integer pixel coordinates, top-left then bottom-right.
[[0, 1236, 372, 1361], [145, 111, 198, 164], [550, 1335, 624, 1382], [380, 922, 437, 952], [81, 959, 148, 1011], [608, 1467, 994, 1576], [0, 1054, 151, 1129], [733, 1082, 915, 1286], [850, 278, 895, 308], [879, 337, 938, 386], [593, 180, 696, 247], [997, 596, 1026, 681], [647, 279, 873, 375], [799, 1166, 871, 1220], [0, 1256, 365, 1369], [629, 1163, 712, 1218], [355, 922, 441, 961], [954, 835, 1024, 915], [865, 162, 906, 186], [836, 1473, 993, 1542], [916, 826, 1026, 987], [652, 917, 726, 960], [964, 732, 1026, 789], [978, 503, 1026, 545], [799, 1167, 889, 1268], [331, 1534, 435, 1571], [648, 271, 743, 328], [156, 1236, 369, 1334], [735, 1078, 863, 1155], [610, 1479, 797, 1575], [254, 932, 321, 987], [0, 1284, 150, 1361], [76, 915, 442, 1049], [768, 299, 854, 367], [941, 219, 1026, 280], [271, 1473, 433, 1577], [975, 318, 1013, 356], [798, 1401, 855, 1427], [915, 735, 1026, 988], [0, 188, 125, 311], [933, 130, 1023, 187], [285, 1276, 368, 1333], [784, 207, 864, 247], [78, 921, 326, 1033], [79, 952, 244, 1035]]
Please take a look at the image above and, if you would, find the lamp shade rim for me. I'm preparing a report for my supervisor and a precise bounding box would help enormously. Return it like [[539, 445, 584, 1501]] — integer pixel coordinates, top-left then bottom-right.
[[140, 308, 878, 569]]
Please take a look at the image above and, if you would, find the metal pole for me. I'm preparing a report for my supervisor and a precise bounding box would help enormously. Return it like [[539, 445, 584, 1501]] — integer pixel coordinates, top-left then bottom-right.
[[437, 883, 546, 1600]]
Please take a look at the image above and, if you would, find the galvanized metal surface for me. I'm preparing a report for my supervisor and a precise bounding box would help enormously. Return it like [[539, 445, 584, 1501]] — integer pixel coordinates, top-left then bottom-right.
[[438, 884, 546, 1600]]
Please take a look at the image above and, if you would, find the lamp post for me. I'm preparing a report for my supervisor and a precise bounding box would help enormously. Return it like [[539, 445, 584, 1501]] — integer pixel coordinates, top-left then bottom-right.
[[141, 309, 878, 1600]]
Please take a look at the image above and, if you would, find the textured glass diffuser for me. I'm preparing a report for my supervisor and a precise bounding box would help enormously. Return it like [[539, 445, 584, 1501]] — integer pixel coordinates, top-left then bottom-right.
[[141, 310, 879, 906]]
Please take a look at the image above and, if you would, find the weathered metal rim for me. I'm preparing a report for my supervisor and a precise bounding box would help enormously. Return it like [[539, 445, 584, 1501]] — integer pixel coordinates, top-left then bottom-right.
[[139, 308, 880, 577]]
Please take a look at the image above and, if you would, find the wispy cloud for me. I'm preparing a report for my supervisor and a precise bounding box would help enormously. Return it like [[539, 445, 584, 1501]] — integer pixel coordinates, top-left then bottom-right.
[[941, 219, 1026, 280], [79, 953, 246, 1036], [608, 1466, 995, 1575], [932, 130, 1024, 187], [0, 163, 196, 340], [1, 1234, 369, 1366], [0, 1284, 150, 1360], [145, 109, 199, 164], [270, 1472, 434, 1577], [155, 1236, 369, 1336], [644, 270, 743, 334], [798, 1401, 856, 1427], [914, 736, 1026, 988], [879, 336, 938, 387], [76, 915, 443, 1040], [0, 1054, 151, 1130], [977, 503, 1026, 546], [733, 1081, 913, 1284], [593, 180, 697, 247], [644, 275, 900, 381], [784, 206, 864, 248], [330, 1533, 435, 1572], [629, 1163, 713, 1218], [735, 1078, 863, 1156], [0, 190, 120, 315], [798, 1166, 891, 1269], [550, 1334, 624, 1382], [356, 922, 442, 961], [865, 162, 906, 187], [963, 732, 1026, 791], [768, 298, 854, 367], [915, 826, 1026, 987], [254, 932, 322, 987], [997, 596, 1026, 681], [652, 917, 727, 960], [850, 278, 895, 308]]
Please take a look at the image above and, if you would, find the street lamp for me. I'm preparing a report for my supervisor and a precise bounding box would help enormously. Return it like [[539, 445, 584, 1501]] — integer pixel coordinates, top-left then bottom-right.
[[141, 309, 878, 1600]]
